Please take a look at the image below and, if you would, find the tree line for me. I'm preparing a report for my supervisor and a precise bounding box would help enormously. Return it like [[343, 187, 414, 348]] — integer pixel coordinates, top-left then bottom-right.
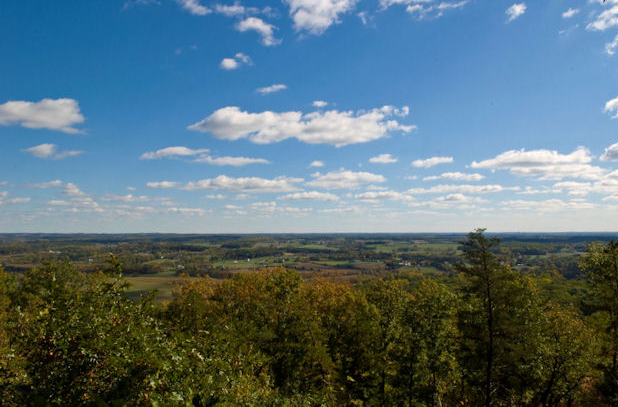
[[0, 229, 617, 406]]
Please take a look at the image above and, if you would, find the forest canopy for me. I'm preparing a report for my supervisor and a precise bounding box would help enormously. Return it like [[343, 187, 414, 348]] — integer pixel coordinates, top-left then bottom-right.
[[0, 230, 617, 406]]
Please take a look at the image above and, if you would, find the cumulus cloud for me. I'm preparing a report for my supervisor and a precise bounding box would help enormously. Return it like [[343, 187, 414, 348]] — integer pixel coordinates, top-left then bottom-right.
[[188, 105, 414, 147], [28, 181, 102, 213], [354, 190, 413, 202], [193, 155, 270, 166], [379, 0, 468, 20], [587, 4, 618, 31], [369, 153, 397, 164], [306, 169, 386, 189], [506, 3, 526, 22], [147, 181, 178, 188], [423, 172, 484, 182], [140, 146, 209, 160], [220, 52, 251, 70], [235, 17, 280, 46], [471, 147, 605, 180], [0, 192, 30, 206], [247, 201, 312, 215], [0, 98, 85, 134], [256, 84, 287, 94], [605, 96, 618, 118], [407, 193, 486, 210], [63, 182, 85, 196], [176, 0, 211, 15], [308, 160, 324, 168], [562, 8, 579, 18], [140, 146, 268, 166], [164, 207, 207, 215], [407, 184, 516, 194], [23, 143, 83, 160], [28, 180, 63, 189], [278, 191, 340, 201], [405, 1, 468, 20], [606, 34, 618, 55], [313, 101, 328, 108], [183, 175, 302, 192], [601, 141, 618, 161], [283, 0, 359, 35], [411, 156, 453, 168], [101, 194, 149, 202], [214, 3, 252, 16], [501, 199, 594, 212]]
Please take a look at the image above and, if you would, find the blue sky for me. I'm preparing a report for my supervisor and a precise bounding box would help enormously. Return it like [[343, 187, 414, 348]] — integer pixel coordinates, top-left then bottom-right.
[[1, 0, 618, 232]]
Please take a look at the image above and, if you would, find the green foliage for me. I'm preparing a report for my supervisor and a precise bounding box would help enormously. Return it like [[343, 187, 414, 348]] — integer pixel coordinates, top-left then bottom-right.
[[580, 241, 618, 405], [0, 233, 611, 406]]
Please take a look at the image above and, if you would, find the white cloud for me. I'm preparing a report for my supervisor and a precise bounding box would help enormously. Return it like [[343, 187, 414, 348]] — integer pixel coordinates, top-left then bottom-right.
[[587, 4, 618, 31], [140, 146, 210, 159], [147, 181, 178, 188], [471, 147, 605, 180], [308, 160, 324, 168], [606, 34, 618, 55], [405, 1, 468, 20], [605, 96, 618, 118], [248, 201, 312, 215], [279, 191, 340, 201], [319, 206, 362, 214], [407, 193, 486, 210], [214, 3, 251, 16], [24, 143, 56, 158], [0, 192, 30, 206], [139, 146, 267, 166], [548, 174, 618, 196], [188, 105, 414, 147], [313, 101, 328, 107], [562, 8, 579, 19], [369, 153, 397, 164], [220, 52, 251, 70], [235, 17, 280, 46], [28, 180, 63, 189], [506, 3, 526, 22], [204, 194, 226, 199], [501, 199, 594, 212], [283, 0, 359, 35], [164, 207, 207, 215], [101, 194, 149, 202], [193, 155, 270, 166], [435, 193, 486, 203], [601, 141, 618, 161], [411, 156, 453, 168], [24, 143, 80, 161], [220, 58, 240, 70], [306, 169, 386, 189], [0, 98, 84, 134], [30, 181, 102, 213], [256, 84, 287, 94], [63, 182, 85, 196], [407, 184, 516, 194], [379, 0, 468, 20], [183, 175, 302, 192], [23, 143, 82, 160], [47, 200, 70, 206], [423, 172, 484, 181], [176, 0, 211, 15], [354, 190, 412, 202]]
